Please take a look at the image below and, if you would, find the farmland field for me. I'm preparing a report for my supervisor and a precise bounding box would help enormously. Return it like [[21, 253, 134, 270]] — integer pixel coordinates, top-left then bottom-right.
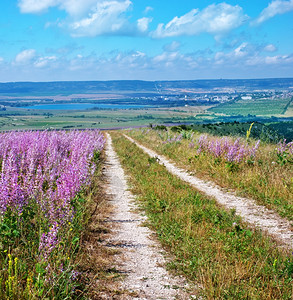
[[0, 106, 214, 131], [209, 97, 292, 116]]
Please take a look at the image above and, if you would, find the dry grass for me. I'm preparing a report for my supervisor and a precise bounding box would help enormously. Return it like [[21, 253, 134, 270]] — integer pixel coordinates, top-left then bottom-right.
[[111, 131, 293, 299], [126, 128, 293, 221], [76, 152, 131, 299]]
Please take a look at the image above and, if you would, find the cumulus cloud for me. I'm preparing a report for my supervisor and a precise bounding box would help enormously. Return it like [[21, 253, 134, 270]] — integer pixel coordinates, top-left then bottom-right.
[[14, 49, 36, 64], [163, 41, 181, 52], [66, 50, 199, 78], [19, 0, 150, 37], [144, 6, 153, 14], [253, 0, 293, 25], [3, 46, 293, 81], [264, 54, 293, 65], [13, 49, 59, 69], [137, 17, 152, 32], [234, 43, 249, 58], [69, 0, 134, 37], [59, 0, 100, 17], [213, 42, 293, 69], [34, 56, 57, 68], [264, 44, 277, 52], [18, 0, 58, 14], [151, 3, 248, 38], [18, 0, 98, 16]]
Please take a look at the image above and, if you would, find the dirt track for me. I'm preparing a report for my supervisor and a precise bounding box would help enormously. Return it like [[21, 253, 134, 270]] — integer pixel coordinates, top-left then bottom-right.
[[124, 134, 293, 250], [104, 133, 195, 299]]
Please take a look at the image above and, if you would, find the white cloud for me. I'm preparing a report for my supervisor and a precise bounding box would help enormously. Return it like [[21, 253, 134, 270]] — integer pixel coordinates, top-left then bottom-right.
[[3, 46, 293, 81], [253, 0, 293, 25], [264, 54, 293, 65], [59, 0, 99, 17], [13, 49, 58, 68], [69, 0, 132, 37], [18, 0, 58, 13], [152, 51, 198, 69], [18, 0, 98, 16], [0, 57, 3, 64], [213, 42, 293, 70], [153, 51, 181, 63], [19, 0, 148, 37], [34, 56, 57, 68], [234, 43, 249, 57], [144, 6, 153, 14], [264, 44, 277, 52], [137, 17, 152, 32], [14, 49, 36, 64], [151, 3, 248, 38], [163, 41, 181, 52]]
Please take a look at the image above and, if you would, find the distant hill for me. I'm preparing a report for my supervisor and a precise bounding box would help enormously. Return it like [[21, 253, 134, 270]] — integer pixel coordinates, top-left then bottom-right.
[[0, 78, 292, 95]]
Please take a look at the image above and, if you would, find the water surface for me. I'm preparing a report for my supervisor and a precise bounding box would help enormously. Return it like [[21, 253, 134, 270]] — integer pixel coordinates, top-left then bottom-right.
[[23, 103, 154, 110]]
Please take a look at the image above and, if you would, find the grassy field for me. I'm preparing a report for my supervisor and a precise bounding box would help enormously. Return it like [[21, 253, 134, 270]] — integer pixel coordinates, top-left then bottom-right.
[[210, 97, 292, 116], [0, 106, 215, 131], [1, 99, 293, 132], [111, 131, 293, 299], [126, 128, 293, 221], [283, 100, 293, 117]]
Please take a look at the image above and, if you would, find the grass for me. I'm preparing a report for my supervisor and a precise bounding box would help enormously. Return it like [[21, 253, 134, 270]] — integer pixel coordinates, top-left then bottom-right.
[[111, 131, 293, 299], [0, 186, 87, 298], [76, 152, 129, 299], [0, 106, 207, 131], [127, 128, 293, 221], [210, 97, 292, 116], [0, 146, 104, 299]]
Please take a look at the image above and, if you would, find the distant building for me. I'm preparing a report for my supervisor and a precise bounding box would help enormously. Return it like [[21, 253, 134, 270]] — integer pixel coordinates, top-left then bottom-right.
[[241, 96, 252, 100]]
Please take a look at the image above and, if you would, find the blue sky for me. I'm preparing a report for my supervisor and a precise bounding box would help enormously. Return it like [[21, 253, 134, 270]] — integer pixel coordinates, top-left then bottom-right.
[[0, 0, 293, 81]]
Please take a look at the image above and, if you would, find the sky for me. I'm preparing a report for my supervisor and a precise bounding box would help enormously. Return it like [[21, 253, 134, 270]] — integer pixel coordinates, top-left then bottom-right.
[[0, 0, 293, 81]]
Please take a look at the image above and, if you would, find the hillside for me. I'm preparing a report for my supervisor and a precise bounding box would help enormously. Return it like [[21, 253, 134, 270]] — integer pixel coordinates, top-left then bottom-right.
[[1, 78, 293, 95], [0, 127, 292, 298]]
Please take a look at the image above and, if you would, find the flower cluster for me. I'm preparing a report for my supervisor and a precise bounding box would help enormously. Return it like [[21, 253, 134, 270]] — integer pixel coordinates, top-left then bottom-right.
[[196, 134, 260, 163], [163, 134, 183, 144], [276, 139, 293, 165], [277, 139, 293, 156], [39, 222, 59, 260], [0, 130, 105, 256]]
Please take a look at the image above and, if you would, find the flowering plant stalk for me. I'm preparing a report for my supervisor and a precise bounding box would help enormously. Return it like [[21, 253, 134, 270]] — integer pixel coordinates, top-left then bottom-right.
[[0, 129, 105, 298]]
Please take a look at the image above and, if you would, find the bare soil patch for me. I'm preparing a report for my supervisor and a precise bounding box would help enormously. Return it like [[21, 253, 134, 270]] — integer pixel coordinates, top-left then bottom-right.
[[104, 133, 195, 299]]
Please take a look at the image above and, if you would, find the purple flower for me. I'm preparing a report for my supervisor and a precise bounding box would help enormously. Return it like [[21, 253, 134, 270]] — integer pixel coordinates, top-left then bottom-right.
[[0, 129, 105, 258], [194, 134, 260, 164], [39, 222, 60, 260]]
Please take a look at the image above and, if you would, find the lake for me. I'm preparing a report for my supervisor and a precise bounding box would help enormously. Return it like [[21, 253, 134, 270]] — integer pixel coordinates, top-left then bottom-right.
[[22, 103, 154, 110]]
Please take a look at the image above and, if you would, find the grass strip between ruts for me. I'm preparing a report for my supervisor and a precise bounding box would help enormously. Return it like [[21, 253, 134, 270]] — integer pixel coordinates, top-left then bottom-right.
[[126, 129, 293, 221], [111, 131, 293, 299]]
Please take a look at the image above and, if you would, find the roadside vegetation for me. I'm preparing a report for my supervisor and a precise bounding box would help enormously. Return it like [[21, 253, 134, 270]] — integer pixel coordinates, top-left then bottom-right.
[[186, 121, 283, 143], [126, 126, 293, 221], [77, 150, 126, 299], [0, 130, 105, 299], [111, 132, 293, 299]]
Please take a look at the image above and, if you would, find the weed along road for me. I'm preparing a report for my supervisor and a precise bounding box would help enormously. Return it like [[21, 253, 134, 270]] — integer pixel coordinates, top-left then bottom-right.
[[103, 133, 195, 299], [108, 131, 293, 299], [124, 134, 293, 250]]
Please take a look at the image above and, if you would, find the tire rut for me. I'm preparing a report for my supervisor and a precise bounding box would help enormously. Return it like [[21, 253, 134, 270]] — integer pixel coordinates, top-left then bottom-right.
[[104, 133, 196, 299], [124, 134, 293, 250]]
